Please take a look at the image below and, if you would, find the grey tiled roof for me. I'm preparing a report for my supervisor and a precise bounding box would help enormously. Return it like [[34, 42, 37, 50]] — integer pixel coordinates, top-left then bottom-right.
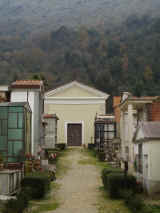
[[141, 122, 160, 138], [134, 122, 160, 141]]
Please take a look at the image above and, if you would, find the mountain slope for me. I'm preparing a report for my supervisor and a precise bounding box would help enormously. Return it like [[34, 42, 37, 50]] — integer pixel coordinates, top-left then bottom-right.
[[0, 0, 160, 35], [0, 16, 160, 98]]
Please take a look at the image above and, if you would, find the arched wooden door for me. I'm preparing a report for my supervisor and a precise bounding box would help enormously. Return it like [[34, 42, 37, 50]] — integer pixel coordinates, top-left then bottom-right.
[[67, 124, 82, 146]]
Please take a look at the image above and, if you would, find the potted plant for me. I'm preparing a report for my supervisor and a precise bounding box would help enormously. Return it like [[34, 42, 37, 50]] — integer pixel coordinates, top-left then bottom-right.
[[0, 155, 4, 170]]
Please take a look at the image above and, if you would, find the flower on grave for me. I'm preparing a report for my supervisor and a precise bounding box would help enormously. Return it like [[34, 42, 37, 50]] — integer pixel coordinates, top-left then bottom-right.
[[25, 153, 35, 161], [49, 153, 57, 160]]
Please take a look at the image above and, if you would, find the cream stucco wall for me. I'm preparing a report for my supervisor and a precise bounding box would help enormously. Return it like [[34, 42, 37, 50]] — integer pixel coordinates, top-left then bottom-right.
[[45, 82, 108, 146], [44, 103, 105, 145]]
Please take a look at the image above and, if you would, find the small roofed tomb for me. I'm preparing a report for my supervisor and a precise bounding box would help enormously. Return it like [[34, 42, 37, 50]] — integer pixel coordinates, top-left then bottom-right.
[[0, 102, 31, 164], [94, 114, 116, 155], [134, 122, 160, 195], [43, 114, 59, 149]]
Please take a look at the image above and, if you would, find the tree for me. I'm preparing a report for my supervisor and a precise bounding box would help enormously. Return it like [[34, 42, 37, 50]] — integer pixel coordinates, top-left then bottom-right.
[[143, 65, 153, 81], [31, 73, 49, 90]]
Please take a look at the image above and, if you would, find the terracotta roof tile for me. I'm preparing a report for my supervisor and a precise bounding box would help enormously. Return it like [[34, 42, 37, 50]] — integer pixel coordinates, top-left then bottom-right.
[[141, 122, 160, 138], [43, 114, 59, 119], [131, 96, 157, 100], [11, 80, 43, 89]]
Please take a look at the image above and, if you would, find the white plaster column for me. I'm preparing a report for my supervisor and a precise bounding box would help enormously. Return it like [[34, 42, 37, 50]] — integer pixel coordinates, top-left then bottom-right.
[[143, 105, 148, 121], [128, 104, 134, 164], [120, 110, 125, 160]]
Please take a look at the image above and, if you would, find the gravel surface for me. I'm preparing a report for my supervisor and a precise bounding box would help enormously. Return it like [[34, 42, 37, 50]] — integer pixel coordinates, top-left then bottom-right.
[[52, 148, 102, 213]]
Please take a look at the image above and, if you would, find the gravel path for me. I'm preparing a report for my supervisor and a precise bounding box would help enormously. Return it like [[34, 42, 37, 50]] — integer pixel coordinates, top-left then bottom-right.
[[53, 148, 102, 213]]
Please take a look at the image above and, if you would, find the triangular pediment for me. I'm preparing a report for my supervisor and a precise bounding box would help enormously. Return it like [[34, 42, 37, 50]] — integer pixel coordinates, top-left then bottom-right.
[[45, 81, 109, 99]]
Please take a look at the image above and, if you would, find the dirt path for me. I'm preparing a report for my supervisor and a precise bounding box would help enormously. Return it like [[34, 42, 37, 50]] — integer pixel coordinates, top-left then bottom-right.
[[52, 148, 102, 213]]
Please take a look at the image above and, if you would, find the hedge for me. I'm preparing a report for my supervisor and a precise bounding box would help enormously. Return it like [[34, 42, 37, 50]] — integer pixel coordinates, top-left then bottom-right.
[[107, 173, 137, 199], [98, 152, 106, 161], [101, 167, 123, 190], [88, 143, 95, 149], [21, 173, 50, 199], [125, 194, 145, 213], [2, 189, 30, 213]]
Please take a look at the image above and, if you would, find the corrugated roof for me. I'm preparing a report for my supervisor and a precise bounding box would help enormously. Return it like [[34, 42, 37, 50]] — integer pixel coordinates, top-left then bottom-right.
[[11, 80, 43, 89]]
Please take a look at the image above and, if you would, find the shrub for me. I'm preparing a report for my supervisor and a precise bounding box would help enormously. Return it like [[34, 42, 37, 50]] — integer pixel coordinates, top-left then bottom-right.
[[2, 189, 30, 213], [45, 148, 59, 152], [55, 143, 66, 150], [107, 173, 125, 198], [88, 143, 95, 149], [98, 152, 106, 161], [136, 181, 144, 193], [120, 189, 134, 199], [145, 204, 160, 213], [21, 173, 50, 199], [124, 175, 137, 192], [2, 199, 19, 213], [125, 194, 144, 213], [107, 173, 137, 199], [101, 167, 123, 190]]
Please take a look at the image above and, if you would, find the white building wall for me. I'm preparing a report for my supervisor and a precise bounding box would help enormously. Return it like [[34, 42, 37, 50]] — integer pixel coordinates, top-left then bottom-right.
[[120, 111, 130, 161], [143, 141, 160, 181], [134, 140, 160, 194], [120, 111, 127, 161], [11, 89, 43, 155], [124, 113, 129, 143], [120, 104, 139, 172]]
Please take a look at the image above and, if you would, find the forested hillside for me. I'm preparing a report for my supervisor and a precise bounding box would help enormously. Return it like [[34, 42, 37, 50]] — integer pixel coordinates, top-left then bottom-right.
[[0, 15, 160, 97], [0, 0, 160, 36]]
